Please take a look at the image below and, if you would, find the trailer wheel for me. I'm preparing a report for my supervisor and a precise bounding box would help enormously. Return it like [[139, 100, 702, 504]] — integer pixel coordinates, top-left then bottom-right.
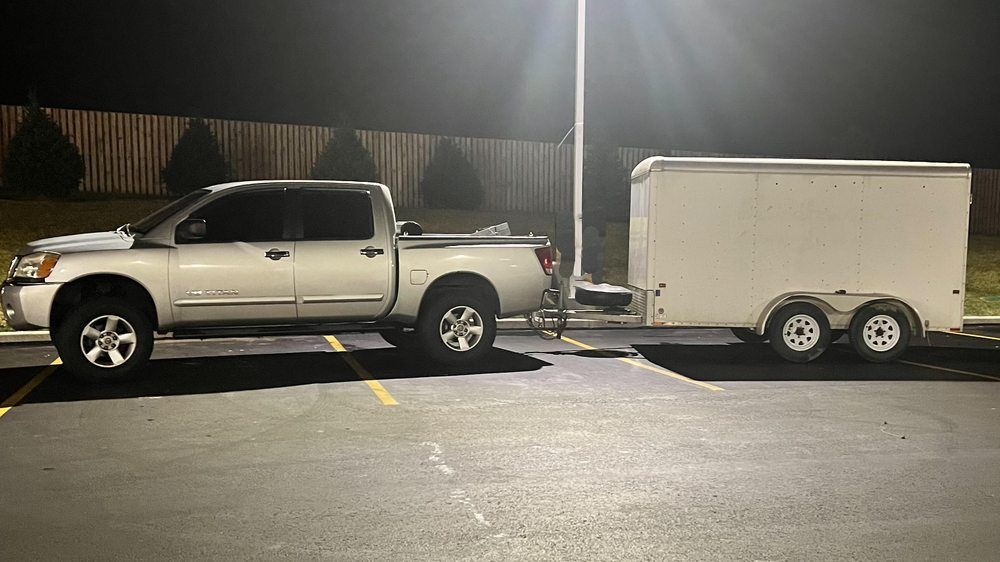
[[730, 328, 768, 344], [849, 303, 911, 362], [767, 302, 832, 363], [417, 289, 496, 365]]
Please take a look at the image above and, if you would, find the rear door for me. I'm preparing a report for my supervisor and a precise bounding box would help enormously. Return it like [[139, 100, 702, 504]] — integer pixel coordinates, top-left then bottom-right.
[[169, 187, 297, 325], [292, 187, 394, 321]]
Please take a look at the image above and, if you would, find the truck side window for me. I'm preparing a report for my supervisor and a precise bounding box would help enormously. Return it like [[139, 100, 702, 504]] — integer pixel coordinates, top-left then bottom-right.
[[188, 189, 285, 243], [301, 190, 375, 240]]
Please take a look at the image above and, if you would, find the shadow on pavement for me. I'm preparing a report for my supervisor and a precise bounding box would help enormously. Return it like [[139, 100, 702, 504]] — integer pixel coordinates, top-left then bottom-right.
[[632, 343, 1000, 382], [542, 348, 636, 359], [18, 347, 550, 404]]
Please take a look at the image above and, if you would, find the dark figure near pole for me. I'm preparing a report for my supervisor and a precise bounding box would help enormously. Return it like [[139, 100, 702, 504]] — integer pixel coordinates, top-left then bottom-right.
[[582, 223, 605, 284]]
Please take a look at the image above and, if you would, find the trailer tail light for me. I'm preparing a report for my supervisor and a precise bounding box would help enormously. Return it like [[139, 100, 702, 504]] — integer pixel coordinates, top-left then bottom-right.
[[535, 246, 554, 275]]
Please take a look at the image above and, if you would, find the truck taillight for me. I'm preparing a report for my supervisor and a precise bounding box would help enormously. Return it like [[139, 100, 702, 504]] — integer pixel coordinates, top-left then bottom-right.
[[535, 246, 554, 275]]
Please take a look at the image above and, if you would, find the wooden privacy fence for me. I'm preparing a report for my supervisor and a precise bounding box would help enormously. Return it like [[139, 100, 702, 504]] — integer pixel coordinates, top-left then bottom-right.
[[1, 104, 999, 233], [0, 104, 659, 212]]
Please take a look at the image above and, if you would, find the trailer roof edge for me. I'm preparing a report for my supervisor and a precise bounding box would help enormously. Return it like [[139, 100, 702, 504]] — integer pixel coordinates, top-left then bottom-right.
[[631, 157, 972, 180]]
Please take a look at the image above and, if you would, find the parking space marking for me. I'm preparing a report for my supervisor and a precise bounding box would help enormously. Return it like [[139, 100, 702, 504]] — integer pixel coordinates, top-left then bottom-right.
[[0, 357, 61, 420], [949, 331, 1000, 343], [324, 336, 399, 405], [898, 360, 1000, 382], [559, 335, 725, 392]]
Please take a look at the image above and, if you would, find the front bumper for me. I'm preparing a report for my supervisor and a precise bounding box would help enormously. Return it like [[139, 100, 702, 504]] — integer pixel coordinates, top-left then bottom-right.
[[1, 281, 61, 330]]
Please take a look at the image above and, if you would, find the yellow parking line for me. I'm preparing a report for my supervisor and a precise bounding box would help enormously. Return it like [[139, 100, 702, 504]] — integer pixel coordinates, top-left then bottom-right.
[[324, 336, 398, 406], [0, 357, 61, 420], [559, 335, 724, 392], [898, 360, 1000, 382], [948, 331, 1000, 343]]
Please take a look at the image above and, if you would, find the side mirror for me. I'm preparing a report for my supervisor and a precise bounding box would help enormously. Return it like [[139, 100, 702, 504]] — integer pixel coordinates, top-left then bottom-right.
[[176, 218, 207, 242]]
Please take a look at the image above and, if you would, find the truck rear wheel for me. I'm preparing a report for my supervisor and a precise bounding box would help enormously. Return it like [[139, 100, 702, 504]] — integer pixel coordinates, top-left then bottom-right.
[[54, 297, 154, 383], [417, 290, 496, 365], [767, 302, 832, 363], [849, 303, 911, 362]]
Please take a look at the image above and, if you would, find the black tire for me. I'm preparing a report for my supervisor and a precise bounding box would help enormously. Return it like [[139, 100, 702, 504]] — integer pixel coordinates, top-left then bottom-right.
[[54, 297, 154, 383], [380, 328, 419, 350], [417, 289, 496, 365], [767, 302, 832, 363], [849, 303, 911, 363], [731, 327, 768, 344]]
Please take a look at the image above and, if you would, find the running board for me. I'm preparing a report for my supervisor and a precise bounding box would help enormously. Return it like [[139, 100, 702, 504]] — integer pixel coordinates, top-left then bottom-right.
[[172, 322, 392, 339]]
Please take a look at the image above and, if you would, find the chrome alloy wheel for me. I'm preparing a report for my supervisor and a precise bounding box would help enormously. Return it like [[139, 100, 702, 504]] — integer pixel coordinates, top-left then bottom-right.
[[79, 314, 137, 368], [439, 305, 484, 352], [782, 314, 820, 352], [862, 314, 900, 351]]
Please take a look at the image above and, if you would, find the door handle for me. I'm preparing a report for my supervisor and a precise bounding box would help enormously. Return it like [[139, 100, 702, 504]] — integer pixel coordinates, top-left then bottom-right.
[[265, 248, 290, 260], [360, 247, 385, 258]]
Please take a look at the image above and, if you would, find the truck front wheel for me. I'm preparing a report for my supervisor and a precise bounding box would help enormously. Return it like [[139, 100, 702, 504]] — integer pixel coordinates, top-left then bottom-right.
[[767, 302, 832, 363], [849, 303, 911, 362], [55, 297, 154, 383], [417, 290, 496, 365]]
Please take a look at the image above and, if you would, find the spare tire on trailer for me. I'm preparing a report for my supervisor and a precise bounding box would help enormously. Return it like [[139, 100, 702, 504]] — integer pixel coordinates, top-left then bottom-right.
[[574, 282, 633, 308]]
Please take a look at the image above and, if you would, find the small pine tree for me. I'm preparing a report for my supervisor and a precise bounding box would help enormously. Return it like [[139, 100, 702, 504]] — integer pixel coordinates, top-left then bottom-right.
[[310, 128, 378, 182], [421, 138, 483, 209], [162, 118, 229, 196], [1, 97, 85, 197], [583, 143, 629, 228]]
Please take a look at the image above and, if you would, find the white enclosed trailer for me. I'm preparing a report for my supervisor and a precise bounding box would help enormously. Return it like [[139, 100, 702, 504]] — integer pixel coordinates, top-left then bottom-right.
[[624, 157, 972, 362]]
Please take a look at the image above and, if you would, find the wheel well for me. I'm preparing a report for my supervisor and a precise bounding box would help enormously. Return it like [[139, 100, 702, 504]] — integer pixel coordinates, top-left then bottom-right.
[[420, 273, 500, 317], [759, 295, 924, 337], [861, 299, 923, 337], [50, 275, 157, 332]]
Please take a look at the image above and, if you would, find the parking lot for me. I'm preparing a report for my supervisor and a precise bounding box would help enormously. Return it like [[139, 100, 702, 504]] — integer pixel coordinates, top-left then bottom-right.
[[1, 327, 999, 559]]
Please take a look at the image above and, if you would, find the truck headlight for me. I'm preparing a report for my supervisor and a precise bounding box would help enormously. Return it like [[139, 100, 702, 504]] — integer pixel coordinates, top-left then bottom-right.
[[10, 252, 60, 280]]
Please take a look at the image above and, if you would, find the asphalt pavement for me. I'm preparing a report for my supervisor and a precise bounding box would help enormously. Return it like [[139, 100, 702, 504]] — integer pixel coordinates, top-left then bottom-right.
[[1, 328, 999, 560]]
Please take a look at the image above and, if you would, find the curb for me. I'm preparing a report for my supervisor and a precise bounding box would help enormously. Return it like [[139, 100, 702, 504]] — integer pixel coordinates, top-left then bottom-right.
[[0, 330, 50, 344], [963, 316, 1000, 325], [3, 316, 998, 345]]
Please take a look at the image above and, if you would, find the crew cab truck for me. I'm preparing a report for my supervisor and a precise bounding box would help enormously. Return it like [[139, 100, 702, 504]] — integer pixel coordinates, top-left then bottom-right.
[[2, 181, 553, 381], [623, 157, 971, 363]]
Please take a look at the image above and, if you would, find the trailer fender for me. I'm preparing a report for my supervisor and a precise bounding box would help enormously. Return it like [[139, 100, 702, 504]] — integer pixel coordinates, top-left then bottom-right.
[[757, 293, 924, 338]]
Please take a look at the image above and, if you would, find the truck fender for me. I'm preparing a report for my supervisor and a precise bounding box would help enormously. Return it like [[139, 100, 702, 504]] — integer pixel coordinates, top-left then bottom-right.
[[50, 272, 166, 333]]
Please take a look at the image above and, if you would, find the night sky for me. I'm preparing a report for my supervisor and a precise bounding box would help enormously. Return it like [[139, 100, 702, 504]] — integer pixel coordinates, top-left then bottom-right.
[[3, 0, 1000, 166]]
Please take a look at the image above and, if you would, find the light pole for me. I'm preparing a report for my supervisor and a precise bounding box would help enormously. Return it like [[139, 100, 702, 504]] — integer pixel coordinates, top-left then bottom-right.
[[571, 0, 586, 281]]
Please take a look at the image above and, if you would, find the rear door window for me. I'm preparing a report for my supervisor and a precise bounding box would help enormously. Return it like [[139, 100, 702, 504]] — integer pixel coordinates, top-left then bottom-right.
[[301, 189, 375, 240]]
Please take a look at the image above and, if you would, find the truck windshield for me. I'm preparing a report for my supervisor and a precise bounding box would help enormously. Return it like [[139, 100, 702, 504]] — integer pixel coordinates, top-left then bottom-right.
[[131, 189, 211, 234]]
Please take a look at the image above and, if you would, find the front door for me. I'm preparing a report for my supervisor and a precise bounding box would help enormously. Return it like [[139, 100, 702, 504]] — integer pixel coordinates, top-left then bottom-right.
[[292, 187, 393, 321], [169, 187, 297, 325]]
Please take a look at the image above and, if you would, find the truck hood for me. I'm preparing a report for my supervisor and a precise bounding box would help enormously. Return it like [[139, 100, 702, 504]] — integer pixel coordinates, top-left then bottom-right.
[[20, 231, 135, 255]]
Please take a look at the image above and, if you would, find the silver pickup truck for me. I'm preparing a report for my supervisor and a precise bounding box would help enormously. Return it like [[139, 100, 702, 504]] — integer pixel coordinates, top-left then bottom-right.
[[2, 181, 553, 381]]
